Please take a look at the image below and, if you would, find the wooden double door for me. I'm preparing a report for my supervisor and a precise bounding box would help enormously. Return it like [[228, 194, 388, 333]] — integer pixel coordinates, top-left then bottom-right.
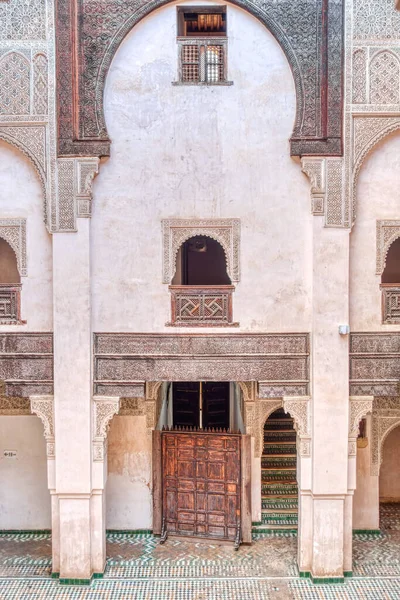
[[161, 429, 241, 542]]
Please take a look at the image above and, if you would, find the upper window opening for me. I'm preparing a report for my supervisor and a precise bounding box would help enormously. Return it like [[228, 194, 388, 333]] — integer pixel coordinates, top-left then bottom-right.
[[0, 237, 22, 323], [0, 238, 20, 284], [382, 237, 400, 283], [178, 8, 227, 37], [172, 236, 231, 285], [176, 7, 230, 85]]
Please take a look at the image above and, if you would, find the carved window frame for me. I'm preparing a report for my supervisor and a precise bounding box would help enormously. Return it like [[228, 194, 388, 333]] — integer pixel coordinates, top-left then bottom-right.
[[162, 218, 240, 284], [376, 220, 400, 324]]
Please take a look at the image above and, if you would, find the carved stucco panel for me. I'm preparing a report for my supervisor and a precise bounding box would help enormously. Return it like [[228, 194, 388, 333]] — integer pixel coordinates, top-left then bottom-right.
[[30, 395, 55, 459], [93, 396, 120, 462], [349, 396, 373, 438], [253, 399, 282, 458], [56, 157, 99, 231], [162, 219, 240, 284]]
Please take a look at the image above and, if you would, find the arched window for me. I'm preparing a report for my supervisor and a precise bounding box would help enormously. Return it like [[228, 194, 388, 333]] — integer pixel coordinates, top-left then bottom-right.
[[169, 236, 235, 326], [0, 238, 22, 323], [381, 237, 400, 323], [172, 236, 231, 285]]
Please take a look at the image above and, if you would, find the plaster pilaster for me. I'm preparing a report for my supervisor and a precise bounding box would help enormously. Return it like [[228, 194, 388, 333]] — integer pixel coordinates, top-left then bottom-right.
[[310, 219, 350, 578]]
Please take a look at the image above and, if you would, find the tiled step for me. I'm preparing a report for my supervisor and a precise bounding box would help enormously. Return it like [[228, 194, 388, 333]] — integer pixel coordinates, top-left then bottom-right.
[[262, 498, 298, 510], [261, 513, 298, 526], [262, 483, 298, 495], [264, 419, 295, 431], [263, 434, 296, 444], [262, 470, 296, 483], [261, 458, 296, 469], [263, 444, 296, 455]]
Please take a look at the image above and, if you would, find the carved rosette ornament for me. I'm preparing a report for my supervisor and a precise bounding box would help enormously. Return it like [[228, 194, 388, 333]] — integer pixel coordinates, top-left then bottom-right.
[[348, 396, 373, 457], [283, 396, 311, 457], [30, 395, 55, 459], [93, 396, 120, 462]]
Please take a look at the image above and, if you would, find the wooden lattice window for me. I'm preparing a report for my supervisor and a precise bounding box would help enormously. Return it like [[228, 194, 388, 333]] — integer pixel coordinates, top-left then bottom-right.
[[176, 7, 229, 85]]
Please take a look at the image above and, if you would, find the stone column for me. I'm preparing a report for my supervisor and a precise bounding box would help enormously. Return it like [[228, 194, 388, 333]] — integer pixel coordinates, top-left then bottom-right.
[[52, 158, 99, 582], [310, 219, 350, 581]]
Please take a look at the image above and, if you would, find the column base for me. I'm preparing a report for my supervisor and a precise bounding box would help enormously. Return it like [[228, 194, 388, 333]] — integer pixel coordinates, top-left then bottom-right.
[[298, 572, 345, 584]]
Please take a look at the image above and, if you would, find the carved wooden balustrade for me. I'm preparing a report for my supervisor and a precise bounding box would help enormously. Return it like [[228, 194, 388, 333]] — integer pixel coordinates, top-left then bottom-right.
[[0, 284, 22, 323], [169, 285, 236, 326], [381, 284, 400, 324]]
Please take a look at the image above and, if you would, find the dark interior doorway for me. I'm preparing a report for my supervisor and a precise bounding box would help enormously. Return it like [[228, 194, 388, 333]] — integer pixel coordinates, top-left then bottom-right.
[[172, 381, 230, 429]]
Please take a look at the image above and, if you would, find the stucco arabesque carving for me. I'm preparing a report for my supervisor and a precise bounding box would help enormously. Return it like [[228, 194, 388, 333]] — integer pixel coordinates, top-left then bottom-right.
[[30, 395, 55, 459], [283, 396, 311, 457], [162, 219, 240, 284], [301, 157, 346, 227], [93, 396, 120, 462], [56, 157, 99, 232], [348, 396, 373, 456], [371, 397, 400, 476], [376, 220, 400, 275]]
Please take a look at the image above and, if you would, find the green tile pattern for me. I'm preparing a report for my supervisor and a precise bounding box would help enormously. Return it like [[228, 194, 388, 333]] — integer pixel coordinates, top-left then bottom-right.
[[258, 409, 298, 532]]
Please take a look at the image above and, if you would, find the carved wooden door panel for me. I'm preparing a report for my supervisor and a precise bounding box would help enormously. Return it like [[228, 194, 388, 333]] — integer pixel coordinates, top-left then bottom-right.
[[162, 430, 241, 541]]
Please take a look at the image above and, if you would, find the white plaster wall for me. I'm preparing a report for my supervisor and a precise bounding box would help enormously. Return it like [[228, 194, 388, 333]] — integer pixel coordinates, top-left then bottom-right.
[[106, 416, 152, 529], [0, 141, 52, 330], [350, 131, 400, 331], [92, 1, 312, 333], [0, 416, 51, 529]]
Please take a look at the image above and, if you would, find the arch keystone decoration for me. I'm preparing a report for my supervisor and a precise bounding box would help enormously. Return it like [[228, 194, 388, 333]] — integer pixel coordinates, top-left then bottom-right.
[[162, 219, 240, 284]]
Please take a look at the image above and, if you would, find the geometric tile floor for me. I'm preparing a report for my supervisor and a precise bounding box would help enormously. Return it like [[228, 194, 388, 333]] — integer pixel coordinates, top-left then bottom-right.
[[0, 504, 399, 599]]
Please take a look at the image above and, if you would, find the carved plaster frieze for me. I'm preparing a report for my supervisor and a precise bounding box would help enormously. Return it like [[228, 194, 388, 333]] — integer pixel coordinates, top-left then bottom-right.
[[0, 393, 30, 415], [30, 395, 55, 459], [0, 219, 27, 276], [350, 333, 400, 397], [92, 396, 120, 462], [56, 157, 99, 231], [376, 220, 400, 275], [162, 219, 240, 284], [119, 397, 145, 416], [94, 334, 310, 396]]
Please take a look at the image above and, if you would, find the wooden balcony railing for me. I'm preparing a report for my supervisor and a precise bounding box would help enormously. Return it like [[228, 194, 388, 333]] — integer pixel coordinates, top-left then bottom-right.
[[381, 284, 400, 324], [169, 285, 236, 326], [0, 284, 22, 323]]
